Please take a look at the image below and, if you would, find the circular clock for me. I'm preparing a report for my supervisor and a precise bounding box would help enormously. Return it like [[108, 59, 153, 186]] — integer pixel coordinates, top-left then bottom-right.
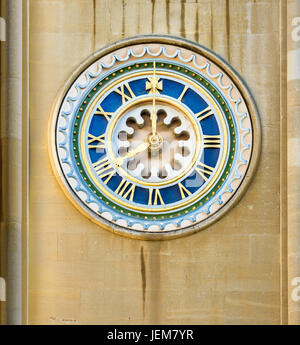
[[49, 35, 261, 240]]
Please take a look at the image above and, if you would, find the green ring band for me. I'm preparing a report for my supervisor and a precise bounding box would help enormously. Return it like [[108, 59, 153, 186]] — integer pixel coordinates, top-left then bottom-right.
[[71, 61, 236, 221]]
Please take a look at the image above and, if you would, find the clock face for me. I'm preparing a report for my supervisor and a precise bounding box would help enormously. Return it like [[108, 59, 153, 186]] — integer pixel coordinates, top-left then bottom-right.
[[49, 36, 260, 239]]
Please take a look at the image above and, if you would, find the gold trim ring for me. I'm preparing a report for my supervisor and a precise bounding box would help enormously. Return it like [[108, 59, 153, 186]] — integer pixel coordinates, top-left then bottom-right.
[[79, 70, 228, 213]]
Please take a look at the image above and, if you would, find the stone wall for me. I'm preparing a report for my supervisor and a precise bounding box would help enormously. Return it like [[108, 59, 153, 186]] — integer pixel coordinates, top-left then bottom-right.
[[3, 0, 297, 325]]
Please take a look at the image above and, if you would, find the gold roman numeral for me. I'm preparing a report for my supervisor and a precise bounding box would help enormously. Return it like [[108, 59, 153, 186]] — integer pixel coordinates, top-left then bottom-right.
[[195, 162, 214, 182], [178, 182, 192, 199], [203, 135, 221, 149], [92, 156, 115, 184], [115, 179, 136, 201], [88, 133, 105, 149], [94, 105, 113, 122], [177, 85, 189, 102], [114, 83, 135, 104], [195, 106, 214, 121], [148, 188, 165, 206]]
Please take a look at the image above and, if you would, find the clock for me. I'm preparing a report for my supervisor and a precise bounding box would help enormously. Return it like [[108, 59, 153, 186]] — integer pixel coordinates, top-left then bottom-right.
[[49, 35, 261, 240]]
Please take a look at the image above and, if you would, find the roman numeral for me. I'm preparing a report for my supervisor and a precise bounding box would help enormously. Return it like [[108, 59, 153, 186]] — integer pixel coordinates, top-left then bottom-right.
[[114, 83, 135, 104], [92, 156, 115, 184], [94, 105, 113, 122], [148, 188, 165, 206], [87, 133, 105, 149], [178, 182, 192, 199], [115, 179, 136, 201], [177, 85, 189, 102], [195, 106, 214, 121], [203, 135, 221, 149], [195, 162, 214, 182]]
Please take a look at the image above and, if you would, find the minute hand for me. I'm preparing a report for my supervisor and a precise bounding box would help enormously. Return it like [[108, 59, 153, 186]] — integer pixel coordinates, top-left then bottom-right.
[[114, 142, 149, 167], [146, 61, 163, 135], [152, 88, 157, 135]]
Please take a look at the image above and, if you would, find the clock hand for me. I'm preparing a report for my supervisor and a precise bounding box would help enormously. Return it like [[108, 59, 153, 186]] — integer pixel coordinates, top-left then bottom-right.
[[152, 61, 157, 136], [146, 61, 163, 136], [152, 94, 157, 135], [114, 142, 149, 167]]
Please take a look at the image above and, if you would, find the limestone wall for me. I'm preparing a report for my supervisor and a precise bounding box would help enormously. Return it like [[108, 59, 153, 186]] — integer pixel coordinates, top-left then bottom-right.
[[3, 0, 292, 324]]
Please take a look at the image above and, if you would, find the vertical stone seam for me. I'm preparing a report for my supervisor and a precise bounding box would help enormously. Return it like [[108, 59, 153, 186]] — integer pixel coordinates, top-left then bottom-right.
[[0, 0, 7, 326], [5, 0, 22, 325], [279, 0, 288, 325], [195, 2, 199, 43], [151, 0, 155, 34], [180, 0, 186, 38], [210, 2, 214, 50], [93, 0, 96, 51], [140, 246, 146, 321], [21, 0, 29, 326], [122, 0, 125, 38], [226, 0, 230, 62], [166, 0, 170, 35]]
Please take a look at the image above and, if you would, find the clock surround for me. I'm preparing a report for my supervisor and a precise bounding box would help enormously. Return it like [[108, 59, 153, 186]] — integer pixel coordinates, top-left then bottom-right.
[[48, 35, 261, 240]]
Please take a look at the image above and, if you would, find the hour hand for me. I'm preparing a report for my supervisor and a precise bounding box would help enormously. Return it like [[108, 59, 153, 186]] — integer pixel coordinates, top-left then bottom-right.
[[114, 142, 149, 167]]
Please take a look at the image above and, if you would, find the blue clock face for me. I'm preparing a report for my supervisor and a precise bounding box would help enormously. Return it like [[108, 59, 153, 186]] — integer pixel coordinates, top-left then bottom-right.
[[51, 37, 257, 239], [83, 71, 225, 212]]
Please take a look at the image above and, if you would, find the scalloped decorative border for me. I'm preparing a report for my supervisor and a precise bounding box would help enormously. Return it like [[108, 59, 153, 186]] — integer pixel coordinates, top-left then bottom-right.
[[49, 35, 261, 240]]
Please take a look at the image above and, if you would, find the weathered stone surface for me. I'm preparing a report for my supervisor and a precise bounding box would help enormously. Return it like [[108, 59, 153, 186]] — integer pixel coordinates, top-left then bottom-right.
[[24, 0, 289, 325]]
